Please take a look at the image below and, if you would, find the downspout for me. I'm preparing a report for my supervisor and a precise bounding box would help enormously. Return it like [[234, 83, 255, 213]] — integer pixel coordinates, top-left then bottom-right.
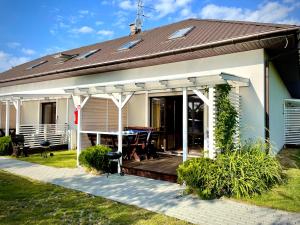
[[264, 56, 270, 153]]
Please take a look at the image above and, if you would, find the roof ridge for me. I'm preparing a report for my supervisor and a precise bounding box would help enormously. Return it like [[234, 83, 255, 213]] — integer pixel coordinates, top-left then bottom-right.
[[188, 18, 298, 29]]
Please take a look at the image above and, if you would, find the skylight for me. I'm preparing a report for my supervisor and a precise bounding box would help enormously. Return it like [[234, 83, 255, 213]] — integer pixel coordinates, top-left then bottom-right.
[[118, 39, 142, 51], [169, 26, 195, 39], [26, 60, 48, 70], [76, 49, 100, 60], [53, 53, 78, 64]]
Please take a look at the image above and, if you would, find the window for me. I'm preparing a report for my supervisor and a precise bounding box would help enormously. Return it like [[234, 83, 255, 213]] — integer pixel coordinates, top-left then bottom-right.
[[41, 102, 56, 124], [168, 26, 195, 39], [118, 39, 142, 51], [26, 60, 48, 70], [76, 49, 100, 60]]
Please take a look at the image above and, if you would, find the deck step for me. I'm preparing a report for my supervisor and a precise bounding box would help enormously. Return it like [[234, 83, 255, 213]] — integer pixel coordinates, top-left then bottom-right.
[[122, 166, 178, 183]]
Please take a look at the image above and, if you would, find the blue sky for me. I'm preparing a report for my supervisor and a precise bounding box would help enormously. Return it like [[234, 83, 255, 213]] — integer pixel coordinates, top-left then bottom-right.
[[0, 0, 300, 72]]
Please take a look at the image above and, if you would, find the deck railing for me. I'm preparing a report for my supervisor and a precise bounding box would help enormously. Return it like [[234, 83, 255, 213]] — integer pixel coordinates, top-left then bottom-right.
[[19, 124, 69, 148]]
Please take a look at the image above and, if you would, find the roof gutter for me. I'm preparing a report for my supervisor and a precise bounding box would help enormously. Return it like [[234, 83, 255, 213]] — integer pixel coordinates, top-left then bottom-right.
[[1, 27, 299, 84]]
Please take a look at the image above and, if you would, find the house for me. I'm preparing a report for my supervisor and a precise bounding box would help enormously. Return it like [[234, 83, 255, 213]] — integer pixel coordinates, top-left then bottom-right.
[[0, 19, 299, 178]]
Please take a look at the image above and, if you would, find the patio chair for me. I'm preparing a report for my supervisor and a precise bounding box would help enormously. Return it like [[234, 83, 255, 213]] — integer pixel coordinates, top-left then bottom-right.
[[9, 129, 16, 136], [11, 135, 29, 157], [147, 132, 160, 159], [129, 132, 148, 161], [0, 129, 5, 137], [87, 133, 96, 146]]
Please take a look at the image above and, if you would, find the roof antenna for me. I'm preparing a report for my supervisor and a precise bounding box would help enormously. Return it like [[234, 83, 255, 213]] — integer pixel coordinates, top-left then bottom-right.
[[136, 0, 143, 32], [130, 0, 144, 36]]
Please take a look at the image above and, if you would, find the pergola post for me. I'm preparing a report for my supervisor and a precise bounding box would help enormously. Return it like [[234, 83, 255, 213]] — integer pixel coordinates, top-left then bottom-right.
[[145, 91, 149, 127], [117, 94, 123, 173], [193, 87, 216, 159], [208, 87, 216, 159], [76, 104, 82, 166], [110, 92, 133, 173], [72, 95, 90, 167], [5, 100, 10, 136], [182, 88, 188, 162], [13, 99, 21, 135]]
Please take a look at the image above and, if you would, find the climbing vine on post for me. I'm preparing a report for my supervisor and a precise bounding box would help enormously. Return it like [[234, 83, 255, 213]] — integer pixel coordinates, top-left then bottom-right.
[[215, 84, 238, 152]]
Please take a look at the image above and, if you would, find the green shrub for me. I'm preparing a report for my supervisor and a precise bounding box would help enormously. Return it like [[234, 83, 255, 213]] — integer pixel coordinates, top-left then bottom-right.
[[177, 141, 284, 199], [215, 84, 238, 152], [79, 145, 111, 172], [0, 136, 12, 156]]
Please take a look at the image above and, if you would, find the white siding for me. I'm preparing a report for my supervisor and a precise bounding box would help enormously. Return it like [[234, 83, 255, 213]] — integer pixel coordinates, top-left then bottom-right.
[[56, 98, 67, 124], [128, 94, 146, 126], [0, 49, 267, 143], [21, 101, 39, 124], [0, 103, 16, 129], [269, 62, 291, 152]]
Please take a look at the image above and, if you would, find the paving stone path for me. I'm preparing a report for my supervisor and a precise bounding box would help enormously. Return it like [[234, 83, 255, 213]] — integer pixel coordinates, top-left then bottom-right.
[[0, 157, 299, 225]]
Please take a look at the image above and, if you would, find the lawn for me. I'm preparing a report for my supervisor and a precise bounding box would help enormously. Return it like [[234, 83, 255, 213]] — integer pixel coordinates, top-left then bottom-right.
[[0, 170, 189, 225], [238, 148, 300, 212], [13, 150, 77, 168]]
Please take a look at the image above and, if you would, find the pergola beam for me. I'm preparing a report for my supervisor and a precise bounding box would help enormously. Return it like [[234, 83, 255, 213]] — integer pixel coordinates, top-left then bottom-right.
[[193, 89, 211, 107]]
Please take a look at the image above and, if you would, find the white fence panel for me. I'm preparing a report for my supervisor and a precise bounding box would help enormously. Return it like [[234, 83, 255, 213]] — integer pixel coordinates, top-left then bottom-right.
[[284, 100, 300, 145], [19, 124, 69, 148]]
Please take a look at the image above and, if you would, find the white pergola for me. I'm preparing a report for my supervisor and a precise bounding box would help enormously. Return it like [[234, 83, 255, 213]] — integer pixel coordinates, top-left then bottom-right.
[[66, 72, 249, 170], [0, 94, 71, 136]]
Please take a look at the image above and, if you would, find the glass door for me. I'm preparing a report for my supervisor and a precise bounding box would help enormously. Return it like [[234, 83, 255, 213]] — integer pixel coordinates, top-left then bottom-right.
[[188, 95, 204, 155], [41, 102, 56, 124]]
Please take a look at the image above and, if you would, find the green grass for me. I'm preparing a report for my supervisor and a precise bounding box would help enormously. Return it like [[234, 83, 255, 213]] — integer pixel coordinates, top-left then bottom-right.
[[0, 170, 189, 225], [13, 150, 77, 168], [237, 148, 300, 212]]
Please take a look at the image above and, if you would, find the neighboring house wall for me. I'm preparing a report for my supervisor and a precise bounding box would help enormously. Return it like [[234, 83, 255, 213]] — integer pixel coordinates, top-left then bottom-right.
[[0, 49, 266, 143], [269, 61, 291, 152]]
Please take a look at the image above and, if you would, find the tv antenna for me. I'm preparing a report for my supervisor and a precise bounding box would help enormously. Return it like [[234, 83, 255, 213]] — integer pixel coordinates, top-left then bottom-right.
[[135, 0, 144, 32]]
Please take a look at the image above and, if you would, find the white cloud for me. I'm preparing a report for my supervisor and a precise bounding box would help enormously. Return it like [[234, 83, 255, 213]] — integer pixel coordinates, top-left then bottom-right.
[[113, 10, 129, 29], [72, 26, 95, 34], [119, 0, 135, 10], [0, 51, 30, 72], [153, 0, 194, 19], [97, 29, 114, 36], [78, 10, 95, 17], [95, 20, 104, 26], [79, 10, 89, 15], [21, 48, 36, 55], [7, 42, 21, 48], [199, 2, 299, 24]]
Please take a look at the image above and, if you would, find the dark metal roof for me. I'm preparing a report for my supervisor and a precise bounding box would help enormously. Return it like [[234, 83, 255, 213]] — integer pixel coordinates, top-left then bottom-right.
[[0, 18, 299, 87]]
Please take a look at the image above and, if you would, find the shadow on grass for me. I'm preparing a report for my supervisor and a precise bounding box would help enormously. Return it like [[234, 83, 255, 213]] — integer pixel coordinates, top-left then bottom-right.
[[0, 170, 189, 225]]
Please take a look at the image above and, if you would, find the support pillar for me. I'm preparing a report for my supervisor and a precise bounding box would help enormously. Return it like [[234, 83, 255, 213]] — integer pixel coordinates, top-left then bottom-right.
[[208, 87, 215, 159], [76, 104, 82, 166], [72, 95, 90, 167], [110, 92, 133, 173], [15, 100, 21, 135], [145, 91, 149, 127], [96, 134, 101, 145], [117, 94, 123, 173], [182, 88, 188, 162], [5, 101, 10, 136]]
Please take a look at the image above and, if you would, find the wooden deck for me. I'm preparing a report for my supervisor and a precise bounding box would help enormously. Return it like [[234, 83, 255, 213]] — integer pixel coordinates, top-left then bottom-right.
[[122, 155, 182, 183]]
